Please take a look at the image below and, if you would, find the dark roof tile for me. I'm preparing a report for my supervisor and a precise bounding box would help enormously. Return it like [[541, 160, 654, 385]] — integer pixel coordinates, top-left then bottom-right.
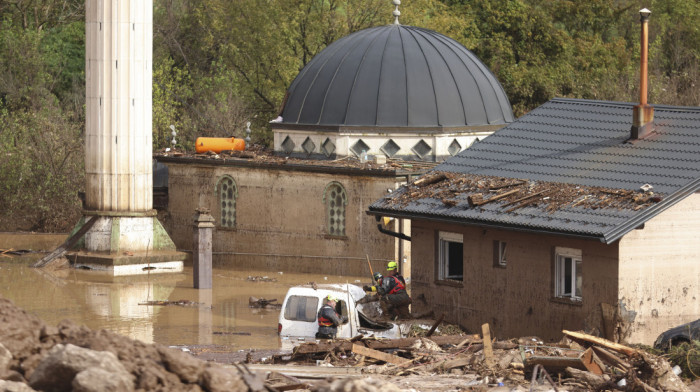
[[369, 98, 700, 242]]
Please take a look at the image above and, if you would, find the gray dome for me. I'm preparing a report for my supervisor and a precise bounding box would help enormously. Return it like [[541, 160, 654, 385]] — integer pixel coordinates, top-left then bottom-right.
[[280, 24, 514, 128]]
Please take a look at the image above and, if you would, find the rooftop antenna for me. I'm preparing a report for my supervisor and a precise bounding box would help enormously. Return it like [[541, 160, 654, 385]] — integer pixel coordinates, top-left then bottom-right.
[[393, 0, 401, 25]]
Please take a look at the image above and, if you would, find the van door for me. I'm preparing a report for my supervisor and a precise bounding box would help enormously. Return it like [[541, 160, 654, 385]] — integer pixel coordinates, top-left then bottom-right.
[[334, 299, 354, 338]]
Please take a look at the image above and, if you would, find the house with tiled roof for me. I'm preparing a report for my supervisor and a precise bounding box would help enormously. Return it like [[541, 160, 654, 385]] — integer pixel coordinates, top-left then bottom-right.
[[368, 96, 700, 344]]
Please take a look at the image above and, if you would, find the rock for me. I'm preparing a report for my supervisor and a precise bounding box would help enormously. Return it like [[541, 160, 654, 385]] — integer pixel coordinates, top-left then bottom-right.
[[157, 346, 203, 384], [199, 367, 247, 392], [0, 299, 43, 359], [0, 380, 37, 392], [72, 367, 134, 392], [1, 372, 24, 383], [28, 344, 131, 392], [0, 343, 11, 376]]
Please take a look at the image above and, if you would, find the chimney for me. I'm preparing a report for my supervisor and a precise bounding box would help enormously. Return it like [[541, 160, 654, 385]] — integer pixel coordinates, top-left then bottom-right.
[[631, 8, 654, 140]]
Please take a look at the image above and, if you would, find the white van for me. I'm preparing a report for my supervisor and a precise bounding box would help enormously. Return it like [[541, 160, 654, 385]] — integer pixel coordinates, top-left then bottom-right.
[[277, 283, 401, 343]]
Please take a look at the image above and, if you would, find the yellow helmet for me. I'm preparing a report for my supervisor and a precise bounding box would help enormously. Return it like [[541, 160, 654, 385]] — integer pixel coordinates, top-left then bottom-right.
[[387, 261, 398, 271], [326, 295, 338, 302]]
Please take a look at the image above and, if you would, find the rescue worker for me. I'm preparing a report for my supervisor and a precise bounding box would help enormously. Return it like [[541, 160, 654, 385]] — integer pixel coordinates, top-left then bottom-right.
[[363, 262, 412, 319], [386, 261, 406, 285], [315, 295, 347, 339]]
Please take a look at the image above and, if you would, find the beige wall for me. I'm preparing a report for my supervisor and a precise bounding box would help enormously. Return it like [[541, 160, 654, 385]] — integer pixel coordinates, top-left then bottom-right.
[[410, 220, 619, 342], [165, 163, 408, 276], [619, 193, 700, 344]]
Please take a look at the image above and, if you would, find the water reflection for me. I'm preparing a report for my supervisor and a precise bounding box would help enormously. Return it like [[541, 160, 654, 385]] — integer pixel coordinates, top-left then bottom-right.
[[0, 235, 365, 350]]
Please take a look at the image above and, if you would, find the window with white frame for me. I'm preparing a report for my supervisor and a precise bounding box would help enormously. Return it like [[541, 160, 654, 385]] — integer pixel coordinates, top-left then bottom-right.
[[554, 247, 582, 300], [438, 231, 463, 281], [494, 240, 507, 267]]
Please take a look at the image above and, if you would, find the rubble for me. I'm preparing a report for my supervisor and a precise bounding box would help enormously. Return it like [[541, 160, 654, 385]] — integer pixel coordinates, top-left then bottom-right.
[[156, 144, 437, 173], [1, 294, 696, 391], [388, 171, 664, 213], [248, 297, 282, 309], [259, 325, 695, 391], [0, 296, 258, 391]]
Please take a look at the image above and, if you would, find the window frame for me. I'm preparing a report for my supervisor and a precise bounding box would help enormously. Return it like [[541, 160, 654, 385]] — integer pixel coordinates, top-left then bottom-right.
[[554, 247, 582, 301], [215, 175, 238, 229], [438, 231, 464, 281], [283, 295, 319, 322], [323, 181, 348, 237], [493, 240, 507, 268]]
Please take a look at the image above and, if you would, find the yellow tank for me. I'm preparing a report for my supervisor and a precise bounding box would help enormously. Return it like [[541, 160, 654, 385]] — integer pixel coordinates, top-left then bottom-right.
[[195, 137, 245, 153]]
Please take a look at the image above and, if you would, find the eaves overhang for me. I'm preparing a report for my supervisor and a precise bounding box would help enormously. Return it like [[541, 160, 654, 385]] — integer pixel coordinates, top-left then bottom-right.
[[366, 207, 607, 242], [368, 177, 700, 244], [601, 177, 700, 243]]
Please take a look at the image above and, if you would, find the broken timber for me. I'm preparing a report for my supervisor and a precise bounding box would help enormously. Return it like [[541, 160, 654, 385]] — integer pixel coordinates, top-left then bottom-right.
[[468, 188, 520, 207], [292, 335, 477, 356], [351, 344, 411, 366], [31, 216, 99, 268], [562, 330, 639, 357]]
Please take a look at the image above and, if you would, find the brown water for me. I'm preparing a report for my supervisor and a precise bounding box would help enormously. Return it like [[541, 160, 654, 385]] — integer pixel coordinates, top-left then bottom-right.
[[0, 233, 366, 351]]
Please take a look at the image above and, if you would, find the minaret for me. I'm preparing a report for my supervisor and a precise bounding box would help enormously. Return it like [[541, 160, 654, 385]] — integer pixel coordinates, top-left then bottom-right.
[[71, 0, 183, 274]]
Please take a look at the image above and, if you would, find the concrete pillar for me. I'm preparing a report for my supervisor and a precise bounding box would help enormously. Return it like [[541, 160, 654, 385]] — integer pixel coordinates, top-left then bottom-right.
[[193, 208, 215, 289], [85, 0, 153, 212], [68, 1, 184, 274]]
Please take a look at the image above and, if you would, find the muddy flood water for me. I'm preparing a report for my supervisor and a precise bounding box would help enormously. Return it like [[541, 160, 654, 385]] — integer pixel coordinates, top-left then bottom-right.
[[0, 233, 367, 352]]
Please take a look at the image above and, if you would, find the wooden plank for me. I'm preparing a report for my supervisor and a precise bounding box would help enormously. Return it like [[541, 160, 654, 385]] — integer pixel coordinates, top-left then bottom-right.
[[591, 346, 631, 370], [502, 190, 547, 207], [482, 323, 495, 368], [525, 356, 586, 373], [414, 173, 447, 187], [468, 188, 520, 207], [438, 355, 471, 371], [600, 303, 617, 341], [244, 364, 361, 379], [292, 335, 474, 355], [580, 347, 604, 375], [562, 330, 639, 356], [351, 344, 410, 366], [31, 216, 98, 268], [426, 313, 445, 337], [456, 335, 479, 348]]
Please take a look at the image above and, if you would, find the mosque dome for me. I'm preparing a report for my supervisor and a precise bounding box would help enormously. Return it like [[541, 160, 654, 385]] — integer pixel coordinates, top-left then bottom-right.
[[279, 24, 514, 129]]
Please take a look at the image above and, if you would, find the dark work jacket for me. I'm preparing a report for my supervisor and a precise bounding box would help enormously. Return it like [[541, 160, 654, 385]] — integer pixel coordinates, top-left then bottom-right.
[[381, 275, 406, 295], [317, 304, 343, 337]]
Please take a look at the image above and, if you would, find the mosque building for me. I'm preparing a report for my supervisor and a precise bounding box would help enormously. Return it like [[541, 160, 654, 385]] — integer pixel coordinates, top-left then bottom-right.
[[157, 2, 513, 276]]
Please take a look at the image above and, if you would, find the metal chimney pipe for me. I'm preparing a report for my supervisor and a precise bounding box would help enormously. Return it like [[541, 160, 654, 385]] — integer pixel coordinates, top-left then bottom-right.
[[639, 8, 651, 106], [631, 8, 654, 140]]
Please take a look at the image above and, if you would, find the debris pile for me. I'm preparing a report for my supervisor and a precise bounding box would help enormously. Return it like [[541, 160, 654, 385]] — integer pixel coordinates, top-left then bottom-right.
[[0, 296, 260, 392], [389, 172, 663, 213], [263, 327, 693, 391], [249, 296, 282, 309], [157, 144, 437, 173]]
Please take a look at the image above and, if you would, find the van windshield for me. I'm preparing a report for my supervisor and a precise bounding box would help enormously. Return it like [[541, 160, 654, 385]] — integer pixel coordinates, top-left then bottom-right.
[[284, 295, 318, 322]]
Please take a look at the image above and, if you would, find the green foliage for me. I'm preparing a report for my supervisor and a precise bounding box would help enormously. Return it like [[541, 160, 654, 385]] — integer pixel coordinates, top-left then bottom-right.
[[666, 340, 700, 380], [3, 0, 700, 231]]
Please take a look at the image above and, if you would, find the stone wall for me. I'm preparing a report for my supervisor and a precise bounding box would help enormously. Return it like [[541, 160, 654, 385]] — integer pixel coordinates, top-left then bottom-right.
[[164, 162, 408, 276]]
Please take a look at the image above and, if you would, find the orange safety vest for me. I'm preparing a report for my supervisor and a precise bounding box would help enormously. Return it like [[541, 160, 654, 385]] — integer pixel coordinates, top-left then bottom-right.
[[317, 305, 335, 327]]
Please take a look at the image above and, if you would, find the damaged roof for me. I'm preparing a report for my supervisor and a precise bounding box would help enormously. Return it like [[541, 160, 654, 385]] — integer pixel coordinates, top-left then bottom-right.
[[368, 98, 700, 243]]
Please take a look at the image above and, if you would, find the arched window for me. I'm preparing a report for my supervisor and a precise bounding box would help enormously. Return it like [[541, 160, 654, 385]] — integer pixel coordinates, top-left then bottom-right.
[[323, 182, 347, 236], [215, 175, 238, 228]]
